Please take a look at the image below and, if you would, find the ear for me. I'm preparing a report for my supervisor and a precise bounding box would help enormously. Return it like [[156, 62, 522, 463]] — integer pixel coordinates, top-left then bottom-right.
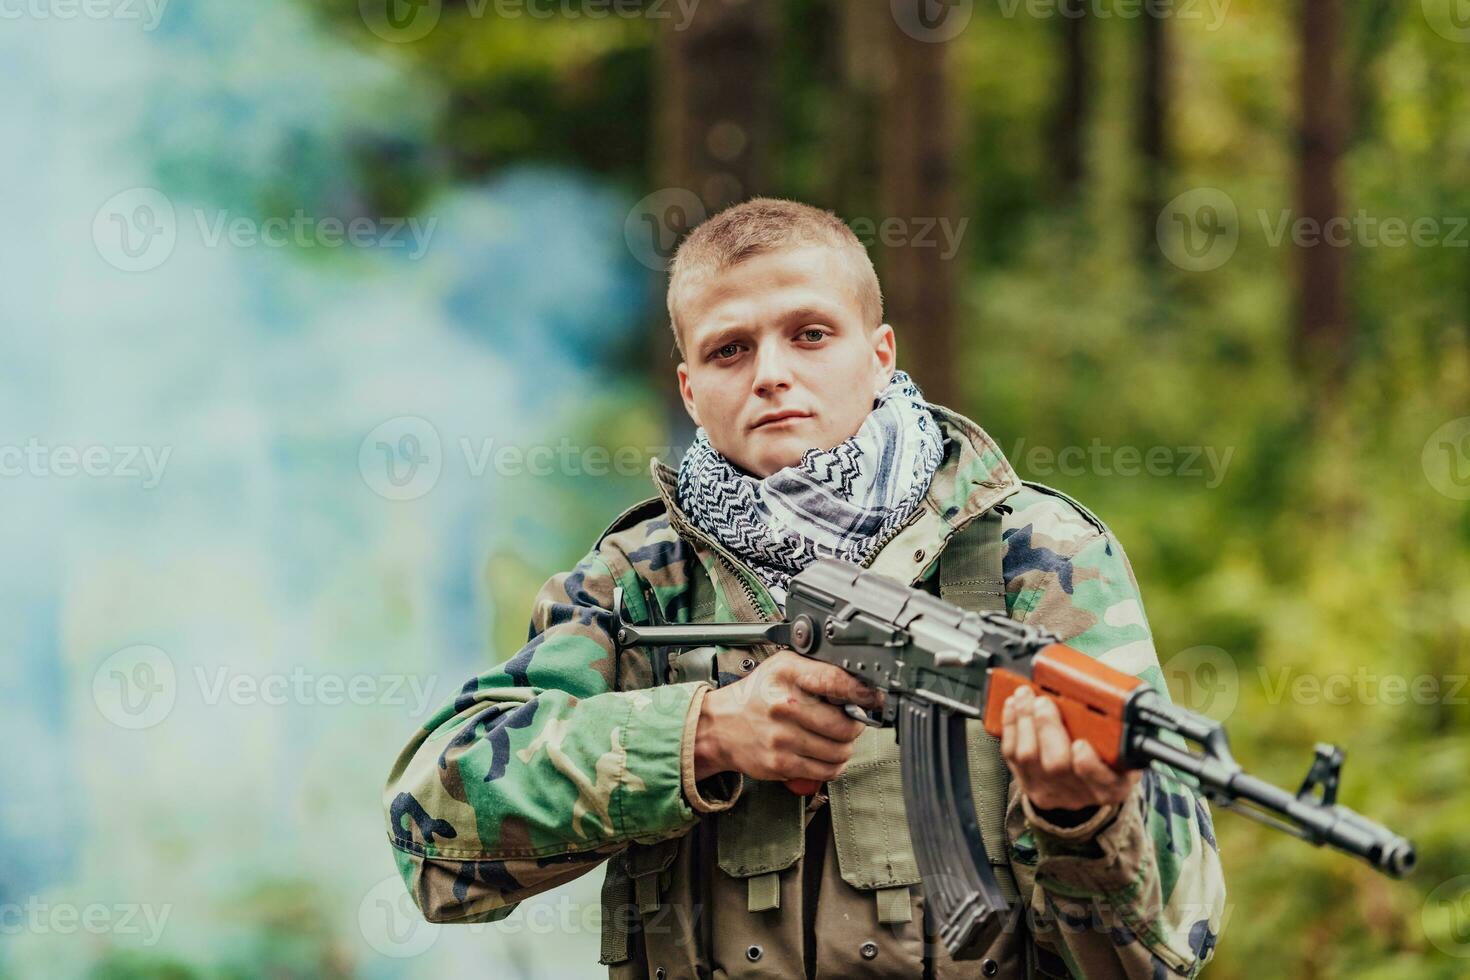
[[871, 322, 897, 390], [676, 362, 702, 428]]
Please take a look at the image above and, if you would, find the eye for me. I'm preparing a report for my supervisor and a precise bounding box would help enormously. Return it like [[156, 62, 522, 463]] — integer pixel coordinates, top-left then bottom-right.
[[797, 328, 827, 343], [711, 342, 743, 361]]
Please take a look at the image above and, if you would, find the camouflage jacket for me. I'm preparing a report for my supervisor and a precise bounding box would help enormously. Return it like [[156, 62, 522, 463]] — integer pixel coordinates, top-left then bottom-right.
[[383, 405, 1227, 978]]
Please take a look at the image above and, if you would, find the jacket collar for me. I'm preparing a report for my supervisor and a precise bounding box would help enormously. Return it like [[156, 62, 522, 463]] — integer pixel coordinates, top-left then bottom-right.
[[647, 403, 1022, 588]]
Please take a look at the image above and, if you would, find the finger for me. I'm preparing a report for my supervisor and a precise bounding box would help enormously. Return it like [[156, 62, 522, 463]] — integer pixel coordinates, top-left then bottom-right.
[[1071, 739, 1130, 794], [793, 662, 882, 708], [1001, 690, 1019, 758], [1012, 690, 1038, 769], [1032, 696, 1075, 780], [787, 699, 867, 742], [777, 727, 857, 765], [780, 753, 845, 784]]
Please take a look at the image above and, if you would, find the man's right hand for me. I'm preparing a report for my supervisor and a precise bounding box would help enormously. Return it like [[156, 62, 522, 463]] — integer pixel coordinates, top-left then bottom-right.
[[692, 649, 881, 784]]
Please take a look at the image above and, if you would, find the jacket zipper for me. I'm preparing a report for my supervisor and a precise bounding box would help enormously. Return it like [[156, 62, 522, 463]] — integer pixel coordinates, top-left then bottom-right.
[[858, 507, 925, 571]]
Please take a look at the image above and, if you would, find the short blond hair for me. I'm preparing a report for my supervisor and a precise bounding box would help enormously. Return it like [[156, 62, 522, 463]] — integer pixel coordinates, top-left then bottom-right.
[[665, 197, 884, 359]]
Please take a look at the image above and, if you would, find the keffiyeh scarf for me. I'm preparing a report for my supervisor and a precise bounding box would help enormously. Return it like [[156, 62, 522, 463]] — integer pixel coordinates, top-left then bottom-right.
[[676, 370, 945, 609]]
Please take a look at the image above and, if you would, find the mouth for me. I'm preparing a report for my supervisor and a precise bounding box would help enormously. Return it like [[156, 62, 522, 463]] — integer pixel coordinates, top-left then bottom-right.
[[751, 411, 811, 431]]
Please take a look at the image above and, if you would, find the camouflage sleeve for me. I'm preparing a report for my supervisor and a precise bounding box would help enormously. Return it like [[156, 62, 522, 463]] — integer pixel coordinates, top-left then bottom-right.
[[1001, 496, 1227, 979], [382, 545, 718, 924]]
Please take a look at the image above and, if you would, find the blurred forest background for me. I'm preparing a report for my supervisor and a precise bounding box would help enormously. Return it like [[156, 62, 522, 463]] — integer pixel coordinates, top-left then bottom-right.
[[2, 0, 1468, 977]]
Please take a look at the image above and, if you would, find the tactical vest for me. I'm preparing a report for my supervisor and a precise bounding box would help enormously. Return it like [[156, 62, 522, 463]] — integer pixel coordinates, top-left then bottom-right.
[[598, 504, 1027, 979]]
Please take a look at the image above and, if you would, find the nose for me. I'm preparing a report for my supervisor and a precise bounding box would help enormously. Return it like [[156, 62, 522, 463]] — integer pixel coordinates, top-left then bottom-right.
[[751, 341, 793, 397]]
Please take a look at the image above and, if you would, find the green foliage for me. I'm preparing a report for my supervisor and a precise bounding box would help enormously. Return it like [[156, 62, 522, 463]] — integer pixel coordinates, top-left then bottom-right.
[[136, 1, 1463, 975]]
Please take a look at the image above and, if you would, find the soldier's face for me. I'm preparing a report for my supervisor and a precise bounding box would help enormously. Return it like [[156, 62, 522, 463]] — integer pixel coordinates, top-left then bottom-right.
[[676, 245, 897, 478]]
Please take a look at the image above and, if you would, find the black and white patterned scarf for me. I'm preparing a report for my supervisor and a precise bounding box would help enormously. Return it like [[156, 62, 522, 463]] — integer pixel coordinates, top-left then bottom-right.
[[676, 370, 945, 609]]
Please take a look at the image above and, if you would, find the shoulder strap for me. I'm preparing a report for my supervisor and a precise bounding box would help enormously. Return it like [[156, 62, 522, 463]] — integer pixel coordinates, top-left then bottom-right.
[[687, 554, 718, 623], [939, 506, 1008, 613], [938, 508, 1021, 904]]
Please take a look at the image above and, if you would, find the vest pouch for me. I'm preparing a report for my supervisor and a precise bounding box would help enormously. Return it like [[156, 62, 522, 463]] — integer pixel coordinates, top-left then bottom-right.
[[828, 723, 1021, 929], [599, 838, 682, 969], [627, 838, 679, 916], [827, 728, 922, 924], [717, 778, 805, 913]]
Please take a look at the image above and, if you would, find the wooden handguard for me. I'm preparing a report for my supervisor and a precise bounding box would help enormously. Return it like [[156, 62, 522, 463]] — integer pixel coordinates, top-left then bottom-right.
[[982, 643, 1146, 768]]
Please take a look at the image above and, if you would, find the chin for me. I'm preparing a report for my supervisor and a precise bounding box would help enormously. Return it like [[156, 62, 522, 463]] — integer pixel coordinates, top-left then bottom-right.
[[743, 438, 811, 477]]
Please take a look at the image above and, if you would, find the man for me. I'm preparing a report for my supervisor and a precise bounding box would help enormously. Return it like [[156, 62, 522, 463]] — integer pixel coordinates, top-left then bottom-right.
[[383, 198, 1226, 978]]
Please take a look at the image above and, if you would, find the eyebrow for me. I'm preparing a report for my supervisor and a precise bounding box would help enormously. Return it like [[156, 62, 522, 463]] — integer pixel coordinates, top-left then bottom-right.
[[778, 305, 842, 326]]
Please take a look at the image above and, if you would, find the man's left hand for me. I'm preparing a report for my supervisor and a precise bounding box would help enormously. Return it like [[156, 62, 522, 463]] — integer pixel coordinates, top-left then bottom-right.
[[1000, 684, 1142, 815]]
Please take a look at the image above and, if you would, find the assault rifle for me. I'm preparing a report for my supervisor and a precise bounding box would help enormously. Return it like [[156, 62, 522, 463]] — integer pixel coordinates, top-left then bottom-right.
[[613, 558, 1416, 960]]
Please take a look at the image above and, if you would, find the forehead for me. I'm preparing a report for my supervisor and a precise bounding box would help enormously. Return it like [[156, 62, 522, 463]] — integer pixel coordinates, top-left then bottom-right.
[[681, 245, 862, 336]]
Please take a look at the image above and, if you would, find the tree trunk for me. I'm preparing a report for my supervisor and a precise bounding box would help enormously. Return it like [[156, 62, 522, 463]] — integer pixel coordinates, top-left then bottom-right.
[[652, 0, 778, 430], [656, 0, 777, 213], [826, 0, 884, 217], [1138, 8, 1168, 259], [1295, 0, 1350, 386], [1053, 0, 1090, 195], [875, 0, 961, 409]]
